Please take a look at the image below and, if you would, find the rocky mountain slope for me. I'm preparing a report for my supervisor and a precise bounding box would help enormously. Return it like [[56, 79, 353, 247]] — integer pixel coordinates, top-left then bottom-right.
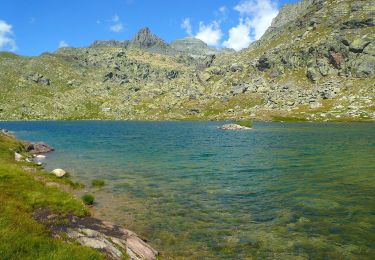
[[0, 0, 374, 121]]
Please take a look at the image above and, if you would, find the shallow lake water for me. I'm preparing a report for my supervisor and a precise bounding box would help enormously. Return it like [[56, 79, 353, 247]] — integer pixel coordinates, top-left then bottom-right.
[[2, 121, 375, 259]]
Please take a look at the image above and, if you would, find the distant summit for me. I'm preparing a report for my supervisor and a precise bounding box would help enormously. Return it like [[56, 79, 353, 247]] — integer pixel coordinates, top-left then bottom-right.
[[170, 37, 216, 57], [89, 27, 234, 57], [130, 27, 169, 52]]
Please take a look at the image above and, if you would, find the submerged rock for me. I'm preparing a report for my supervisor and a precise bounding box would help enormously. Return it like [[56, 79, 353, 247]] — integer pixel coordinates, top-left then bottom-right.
[[24, 142, 54, 154], [219, 124, 252, 130]]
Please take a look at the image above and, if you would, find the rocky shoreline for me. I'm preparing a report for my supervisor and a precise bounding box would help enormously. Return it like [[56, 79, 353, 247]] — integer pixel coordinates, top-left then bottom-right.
[[34, 207, 158, 260], [1, 129, 158, 260]]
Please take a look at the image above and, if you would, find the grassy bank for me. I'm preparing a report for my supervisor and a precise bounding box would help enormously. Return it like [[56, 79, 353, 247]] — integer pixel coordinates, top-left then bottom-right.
[[0, 132, 103, 259]]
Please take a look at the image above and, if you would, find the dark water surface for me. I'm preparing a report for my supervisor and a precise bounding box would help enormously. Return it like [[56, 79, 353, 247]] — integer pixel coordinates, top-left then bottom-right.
[[1, 121, 375, 259]]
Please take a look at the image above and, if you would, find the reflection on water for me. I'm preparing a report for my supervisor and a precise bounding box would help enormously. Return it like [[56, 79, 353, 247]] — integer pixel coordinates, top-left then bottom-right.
[[2, 121, 375, 259]]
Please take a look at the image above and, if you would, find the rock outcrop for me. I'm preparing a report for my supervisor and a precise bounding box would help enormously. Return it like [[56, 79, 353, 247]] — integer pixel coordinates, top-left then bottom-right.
[[33, 208, 158, 260], [24, 142, 54, 154], [130, 27, 169, 53]]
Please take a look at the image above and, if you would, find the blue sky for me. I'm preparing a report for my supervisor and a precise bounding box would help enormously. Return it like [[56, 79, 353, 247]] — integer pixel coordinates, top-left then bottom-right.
[[0, 0, 298, 56]]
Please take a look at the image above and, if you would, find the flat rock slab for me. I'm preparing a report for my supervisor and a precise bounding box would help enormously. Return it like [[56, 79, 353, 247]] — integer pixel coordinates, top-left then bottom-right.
[[33, 207, 158, 260]]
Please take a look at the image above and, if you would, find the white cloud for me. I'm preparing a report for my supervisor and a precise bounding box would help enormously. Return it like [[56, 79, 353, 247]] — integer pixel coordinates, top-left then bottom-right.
[[179, 0, 278, 50], [181, 18, 192, 36], [219, 6, 227, 13], [0, 20, 17, 52], [110, 14, 123, 32], [234, 0, 278, 40], [195, 21, 223, 46], [215, 6, 228, 23], [58, 40, 69, 48], [112, 15, 120, 23], [223, 18, 252, 51], [110, 23, 123, 32]]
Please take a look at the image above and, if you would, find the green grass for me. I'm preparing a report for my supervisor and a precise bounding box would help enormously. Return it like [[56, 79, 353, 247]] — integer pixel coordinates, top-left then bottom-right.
[[272, 116, 309, 122], [0, 133, 103, 259], [82, 194, 95, 205], [0, 51, 19, 59], [54, 173, 85, 189], [234, 120, 253, 128], [91, 179, 105, 188]]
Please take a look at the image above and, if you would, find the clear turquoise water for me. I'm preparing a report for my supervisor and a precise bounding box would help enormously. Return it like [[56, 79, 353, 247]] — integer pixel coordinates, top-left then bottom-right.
[[1, 121, 375, 259]]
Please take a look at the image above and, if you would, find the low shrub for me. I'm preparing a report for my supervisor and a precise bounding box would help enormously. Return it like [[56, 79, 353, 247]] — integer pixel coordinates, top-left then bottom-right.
[[91, 179, 105, 188], [81, 194, 95, 205]]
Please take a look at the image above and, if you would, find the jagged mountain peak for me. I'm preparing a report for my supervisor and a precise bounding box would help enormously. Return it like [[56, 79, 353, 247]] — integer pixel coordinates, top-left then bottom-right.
[[130, 27, 168, 50]]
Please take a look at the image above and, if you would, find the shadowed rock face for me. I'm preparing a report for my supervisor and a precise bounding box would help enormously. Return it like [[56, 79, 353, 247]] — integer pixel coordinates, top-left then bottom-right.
[[265, 0, 316, 37], [130, 27, 169, 52]]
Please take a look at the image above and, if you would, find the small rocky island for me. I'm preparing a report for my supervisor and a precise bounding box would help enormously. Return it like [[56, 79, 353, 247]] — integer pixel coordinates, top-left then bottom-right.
[[219, 123, 252, 130]]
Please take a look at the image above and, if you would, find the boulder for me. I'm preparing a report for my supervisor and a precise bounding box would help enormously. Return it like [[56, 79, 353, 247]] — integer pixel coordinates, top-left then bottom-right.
[[328, 52, 344, 69], [51, 169, 66, 178], [166, 70, 179, 79], [219, 124, 251, 130], [26, 73, 50, 85], [24, 142, 54, 154], [341, 18, 375, 29], [208, 66, 224, 75], [307, 67, 321, 82], [316, 58, 331, 76], [230, 84, 248, 95], [351, 55, 375, 78], [256, 55, 271, 71], [103, 71, 114, 82], [363, 42, 375, 56], [230, 63, 244, 72], [350, 38, 371, 53], [186, 108, 201, 115], [15, 152, 22, 162]]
